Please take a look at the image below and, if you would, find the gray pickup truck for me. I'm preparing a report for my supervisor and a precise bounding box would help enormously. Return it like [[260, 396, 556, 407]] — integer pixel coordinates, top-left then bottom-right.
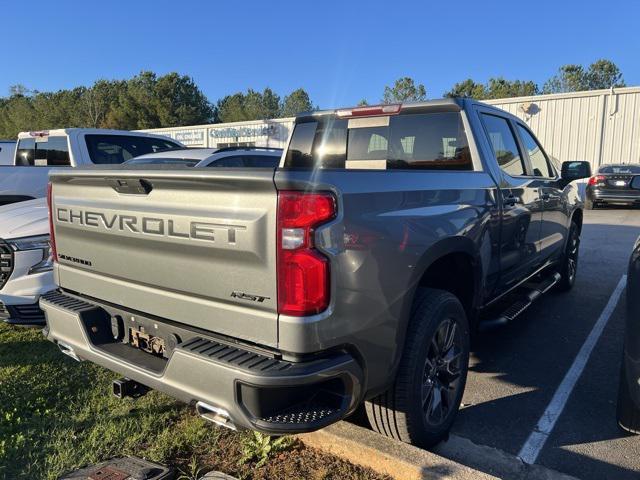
[[41, 99, 592, 448]]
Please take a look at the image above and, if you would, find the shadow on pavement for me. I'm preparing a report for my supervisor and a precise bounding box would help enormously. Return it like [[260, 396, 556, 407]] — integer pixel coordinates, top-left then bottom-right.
[[352, 217, 640, 480]]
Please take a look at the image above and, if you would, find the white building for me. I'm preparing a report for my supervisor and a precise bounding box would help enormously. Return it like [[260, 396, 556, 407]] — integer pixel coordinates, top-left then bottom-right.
[[486, 86, 640, 171], [138, 118, 294, 149], [141, 86, 640, 173]]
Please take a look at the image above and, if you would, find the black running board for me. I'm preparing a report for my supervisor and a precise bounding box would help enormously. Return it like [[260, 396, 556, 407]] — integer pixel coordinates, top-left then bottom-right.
[[478, 272, 561, 331]]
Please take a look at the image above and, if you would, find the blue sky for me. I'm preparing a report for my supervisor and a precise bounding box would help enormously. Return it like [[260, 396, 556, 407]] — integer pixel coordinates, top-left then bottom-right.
[[1, 0, 638, 109]]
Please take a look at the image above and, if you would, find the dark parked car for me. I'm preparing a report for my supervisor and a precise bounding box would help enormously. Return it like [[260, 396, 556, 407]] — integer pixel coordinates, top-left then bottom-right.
[[585, 164, 640, 209], [618, 237, 640, 433]]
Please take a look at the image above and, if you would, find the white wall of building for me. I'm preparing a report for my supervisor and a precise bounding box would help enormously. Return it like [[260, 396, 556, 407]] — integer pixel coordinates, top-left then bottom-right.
[[138, 118, 294, 149], [485, 86, 640, 170]]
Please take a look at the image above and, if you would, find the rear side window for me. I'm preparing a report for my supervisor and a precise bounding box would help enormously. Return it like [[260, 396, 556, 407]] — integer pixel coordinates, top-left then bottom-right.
[[481, 114, 526, 177], [85, 135, 180, 164], [516, 124, 553, 177], [284, 112, 472, 171], [15, 136, 70, 166]]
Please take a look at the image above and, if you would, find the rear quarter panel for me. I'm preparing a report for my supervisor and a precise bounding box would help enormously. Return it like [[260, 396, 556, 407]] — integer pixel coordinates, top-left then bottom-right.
[[275, 168, 500, 393]]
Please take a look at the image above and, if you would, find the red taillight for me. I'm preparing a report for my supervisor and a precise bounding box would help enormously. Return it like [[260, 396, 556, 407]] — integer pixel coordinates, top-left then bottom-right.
[[277, 191, 336, 316], [588, 175, 605, 185], [47, 183, 58, 262]]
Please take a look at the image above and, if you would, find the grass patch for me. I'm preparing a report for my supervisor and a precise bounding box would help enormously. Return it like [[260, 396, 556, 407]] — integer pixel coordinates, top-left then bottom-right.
[[0, 323, 387, 480]]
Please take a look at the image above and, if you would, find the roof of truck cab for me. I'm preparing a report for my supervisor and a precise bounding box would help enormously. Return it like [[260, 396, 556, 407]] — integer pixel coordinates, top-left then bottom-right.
[[16, 128, 181, 140], [301, 98, 465, 118], [296, 98, 520, 127]]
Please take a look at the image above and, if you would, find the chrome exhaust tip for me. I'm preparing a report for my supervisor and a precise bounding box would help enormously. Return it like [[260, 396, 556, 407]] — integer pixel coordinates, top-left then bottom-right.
[[195, 401, 237, 431], [57, 340, 80, 362]]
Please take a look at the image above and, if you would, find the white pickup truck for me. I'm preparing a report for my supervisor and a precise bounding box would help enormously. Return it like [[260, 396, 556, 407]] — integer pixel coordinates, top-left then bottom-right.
[[0, 140, 16, 165], [0, 129, 183, 206]]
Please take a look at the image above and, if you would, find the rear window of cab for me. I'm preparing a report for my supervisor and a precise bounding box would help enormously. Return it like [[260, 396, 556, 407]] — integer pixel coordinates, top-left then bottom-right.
[[284, 112, 472, 171]]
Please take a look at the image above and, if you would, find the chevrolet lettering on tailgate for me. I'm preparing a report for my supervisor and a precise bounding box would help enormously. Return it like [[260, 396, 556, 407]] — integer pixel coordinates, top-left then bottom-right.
[[56, 207, 245, 244]]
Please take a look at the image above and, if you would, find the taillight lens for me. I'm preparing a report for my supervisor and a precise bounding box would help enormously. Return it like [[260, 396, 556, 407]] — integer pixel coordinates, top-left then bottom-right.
[[277, 191, 336, 316], [588, 175, 605, 185], [47, 182, 58, 262]]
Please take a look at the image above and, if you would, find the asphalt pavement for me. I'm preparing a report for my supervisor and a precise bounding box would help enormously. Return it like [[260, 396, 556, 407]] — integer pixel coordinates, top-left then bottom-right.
[[452, 207, 640, 479]]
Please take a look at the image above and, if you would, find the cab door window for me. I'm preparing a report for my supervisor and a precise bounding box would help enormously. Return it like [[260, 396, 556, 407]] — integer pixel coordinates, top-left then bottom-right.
[[480, 114, 526, 177], [516, 124, 553, 177]]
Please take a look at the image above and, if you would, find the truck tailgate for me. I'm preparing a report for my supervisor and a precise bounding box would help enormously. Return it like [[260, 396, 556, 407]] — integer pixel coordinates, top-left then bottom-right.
[[49, 168, 279, 347]]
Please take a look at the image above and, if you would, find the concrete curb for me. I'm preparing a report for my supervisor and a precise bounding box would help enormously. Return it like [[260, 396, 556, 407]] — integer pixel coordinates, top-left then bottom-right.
[[297, 422, 579, 480]]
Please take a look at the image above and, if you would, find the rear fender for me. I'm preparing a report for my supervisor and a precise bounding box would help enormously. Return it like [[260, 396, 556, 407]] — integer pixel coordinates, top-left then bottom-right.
[[378, 236, 482, 392]]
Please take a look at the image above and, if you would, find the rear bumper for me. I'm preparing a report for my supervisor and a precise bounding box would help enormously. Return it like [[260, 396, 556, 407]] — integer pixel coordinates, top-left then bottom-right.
[[40, 290, 363, 434], [0, 297, 46, 326], [588, 189, 640, 204]]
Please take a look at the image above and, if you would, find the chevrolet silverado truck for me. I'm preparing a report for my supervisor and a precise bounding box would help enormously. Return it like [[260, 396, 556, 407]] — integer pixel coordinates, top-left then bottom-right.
[[0, 129, 182, 206], [41, 99, 592, 448]]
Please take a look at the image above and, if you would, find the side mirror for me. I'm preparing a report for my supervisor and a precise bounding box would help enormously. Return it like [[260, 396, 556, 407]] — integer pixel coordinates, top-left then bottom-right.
[[561, 161, 592, 182]]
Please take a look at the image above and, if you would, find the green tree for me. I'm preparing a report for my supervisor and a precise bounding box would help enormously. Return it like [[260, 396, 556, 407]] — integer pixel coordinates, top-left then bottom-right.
[[105, 71, 159, 129], [0, 72, 213, 137], [586, 59, 625, 89], [280, 88, 313, 116], [0, 89, 38, 138], [444, 79, 488, 99], [81, 80, 121, 128], [544, 59, 625, 94], [357, 98, 369, 106], [445, 78, 537, 100], [154, 72, 213, 127], [217, 87, 313, 122], [382, 77, 427, 103], [8, 84, 32, 97], [216, 93, 248, 123], [105, 71, 213, 129], [542, 64, 587, 94], [244, 88, 281, 120], [485, 78, 538, 99]]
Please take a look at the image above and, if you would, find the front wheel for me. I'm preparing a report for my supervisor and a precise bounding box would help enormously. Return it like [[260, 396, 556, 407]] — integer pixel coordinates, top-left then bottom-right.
[[556, 220, 580, 291], [365, 288, 470, 448]]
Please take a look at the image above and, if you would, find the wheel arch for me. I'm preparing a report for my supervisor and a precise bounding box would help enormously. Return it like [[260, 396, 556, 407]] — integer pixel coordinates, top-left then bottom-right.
[[380, 236, 483, 393]]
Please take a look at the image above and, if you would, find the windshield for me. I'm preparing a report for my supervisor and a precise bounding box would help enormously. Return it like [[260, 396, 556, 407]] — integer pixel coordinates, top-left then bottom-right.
[[124, 157, 198, 167], [598, 165, 640, 174]]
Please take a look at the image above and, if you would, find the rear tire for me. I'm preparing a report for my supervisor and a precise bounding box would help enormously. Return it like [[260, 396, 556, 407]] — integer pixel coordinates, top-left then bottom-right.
[[556, 221, 580, 292], [617, 356, 640, 434], [365, 288, 470, 448]]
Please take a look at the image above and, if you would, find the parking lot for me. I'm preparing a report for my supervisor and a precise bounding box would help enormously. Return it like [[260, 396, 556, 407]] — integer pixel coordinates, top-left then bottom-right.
[[445, 207, 640, 479]]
